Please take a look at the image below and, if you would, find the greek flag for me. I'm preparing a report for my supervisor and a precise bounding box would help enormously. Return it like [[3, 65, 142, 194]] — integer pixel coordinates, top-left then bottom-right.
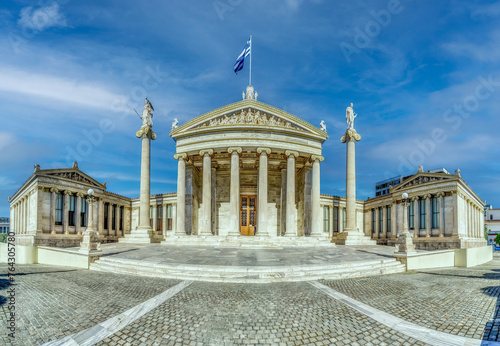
[[233, 38, 251, 74]]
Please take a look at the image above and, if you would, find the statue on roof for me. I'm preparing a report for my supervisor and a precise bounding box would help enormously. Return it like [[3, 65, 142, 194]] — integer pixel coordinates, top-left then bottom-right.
[[346, 103, 357, 129], [141, 98, 154, 128]]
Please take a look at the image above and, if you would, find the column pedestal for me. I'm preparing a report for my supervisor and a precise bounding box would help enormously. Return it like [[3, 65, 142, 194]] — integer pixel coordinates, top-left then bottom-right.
[[333, 128, 375, 245]]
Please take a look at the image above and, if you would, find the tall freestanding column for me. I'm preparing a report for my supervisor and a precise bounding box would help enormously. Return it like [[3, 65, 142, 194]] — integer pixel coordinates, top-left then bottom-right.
[[257, 148, 271, 237], [310, 154, 324, 237], [200, 149, 214, 236], [228, 147, 242, 236], [285, 150, 298, 237], [174, 153, 187, 236], [334, 103, 375, 245], [120, 98, 156, 244], [80, 189, 101, 254]]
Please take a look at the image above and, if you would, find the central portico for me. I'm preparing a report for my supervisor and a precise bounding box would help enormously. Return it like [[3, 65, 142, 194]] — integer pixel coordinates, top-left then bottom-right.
[[169, 86, 328, 240]]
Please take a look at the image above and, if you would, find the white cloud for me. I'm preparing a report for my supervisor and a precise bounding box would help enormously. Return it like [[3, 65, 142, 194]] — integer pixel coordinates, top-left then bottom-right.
[[0, 66, 128, 111], [0, 132, 14, 152], [18, 3, 67, 31]]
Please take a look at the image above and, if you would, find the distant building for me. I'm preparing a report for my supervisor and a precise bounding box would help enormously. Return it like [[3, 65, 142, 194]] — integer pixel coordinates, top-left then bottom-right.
[[485, 207, 500, 245], [375, 176, 402, 197], [0, 217, 9, 234]]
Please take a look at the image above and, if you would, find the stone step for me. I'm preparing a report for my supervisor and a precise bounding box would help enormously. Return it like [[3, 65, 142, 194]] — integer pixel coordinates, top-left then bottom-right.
[[90, 257, 406, 283]]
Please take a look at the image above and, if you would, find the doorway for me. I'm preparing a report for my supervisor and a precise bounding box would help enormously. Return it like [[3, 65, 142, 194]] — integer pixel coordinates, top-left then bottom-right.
[[240, 195, 257, 236]]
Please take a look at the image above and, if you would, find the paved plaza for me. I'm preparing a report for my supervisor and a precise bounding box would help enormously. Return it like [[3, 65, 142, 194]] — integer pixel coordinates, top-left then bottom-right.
[[1, 250, 499, 345]]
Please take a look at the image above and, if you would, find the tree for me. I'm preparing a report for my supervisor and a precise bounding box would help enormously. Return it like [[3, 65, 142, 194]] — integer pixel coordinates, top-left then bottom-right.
[[495, 233, 500, 246]]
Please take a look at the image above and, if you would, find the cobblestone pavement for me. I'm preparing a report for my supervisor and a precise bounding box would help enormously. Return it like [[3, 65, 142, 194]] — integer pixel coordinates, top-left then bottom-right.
[[1, 255, 499, 345], [321, 255, 500, 343], [97, 281, 425, 346], [0, 265, 181, 346]]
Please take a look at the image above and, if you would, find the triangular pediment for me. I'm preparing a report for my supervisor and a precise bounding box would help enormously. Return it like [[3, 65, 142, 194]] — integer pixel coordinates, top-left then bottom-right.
[[170, 99, 328, 140], [41, 169, 104, 188], [391, 173, 456, 192]]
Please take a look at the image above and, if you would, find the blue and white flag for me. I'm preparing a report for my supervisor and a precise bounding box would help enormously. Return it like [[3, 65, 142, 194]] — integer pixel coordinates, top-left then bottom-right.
[[233, 37, 251, 74]]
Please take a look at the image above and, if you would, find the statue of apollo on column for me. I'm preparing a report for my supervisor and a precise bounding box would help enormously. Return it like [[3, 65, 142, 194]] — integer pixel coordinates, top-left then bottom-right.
[[346, 102, 357, 129]]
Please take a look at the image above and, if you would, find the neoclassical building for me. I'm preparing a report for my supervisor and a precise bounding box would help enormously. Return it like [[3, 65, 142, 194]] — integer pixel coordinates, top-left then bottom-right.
[[7, 87, 487, 250]]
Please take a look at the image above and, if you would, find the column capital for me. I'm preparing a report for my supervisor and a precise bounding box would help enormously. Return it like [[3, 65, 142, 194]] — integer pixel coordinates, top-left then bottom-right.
[[50, 187, 59, 193], [227, 147, 242, 154], [257, 147, 271, 155], [173, 153, 188, 161], [76, 192, 85, 198], [285, 150, 299, 158], [411, 196, 419, 201], [63, 190, 72, 195], [199, 149, 214, 156], [340, 128, 361, 143], [310, 154, 324, 162], [423, 194, 431, 199], [436, 191, 445, 197]]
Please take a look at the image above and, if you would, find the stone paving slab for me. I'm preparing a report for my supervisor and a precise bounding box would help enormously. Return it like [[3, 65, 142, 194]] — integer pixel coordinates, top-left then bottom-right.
[[0, 264, 181, 346], [320, 256, 500, 343], [94, 243, 397, 267], [97, 281, 427, 345]]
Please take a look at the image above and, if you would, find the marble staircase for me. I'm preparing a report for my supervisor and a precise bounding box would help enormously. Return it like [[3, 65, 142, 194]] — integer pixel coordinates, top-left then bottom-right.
[[90, 257, 406, 283]]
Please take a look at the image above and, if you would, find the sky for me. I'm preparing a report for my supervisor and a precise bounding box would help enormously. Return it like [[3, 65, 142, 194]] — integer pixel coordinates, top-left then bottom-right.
[[1, 0, 500, 216]]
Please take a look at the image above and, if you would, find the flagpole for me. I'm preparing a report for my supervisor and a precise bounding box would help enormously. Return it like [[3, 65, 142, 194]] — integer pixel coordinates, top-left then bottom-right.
[[249, 35, 252, 86]]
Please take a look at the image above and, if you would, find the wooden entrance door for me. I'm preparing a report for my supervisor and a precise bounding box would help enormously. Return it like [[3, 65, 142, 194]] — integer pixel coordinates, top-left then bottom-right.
[[240, 195, 257, 236]]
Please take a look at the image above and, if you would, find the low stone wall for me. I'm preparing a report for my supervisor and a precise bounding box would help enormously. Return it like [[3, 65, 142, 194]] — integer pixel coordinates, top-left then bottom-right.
[[37, 247, 100, 269], [0, 243, 37, 264], [455, 245, 493, 267]]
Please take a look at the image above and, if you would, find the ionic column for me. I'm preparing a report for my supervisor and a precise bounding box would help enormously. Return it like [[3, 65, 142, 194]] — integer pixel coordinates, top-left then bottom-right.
[[412, 197, 419, 237], [375, 207, 380, 239], [466, 200, 471, 237], [424, 194, 431, 237], [284, 150, 298, 237], [257, 147, 271, 237], [391, 203, 397, 239], [174, 153, 187, 236], [152, 203, 158, 233], [437, 192, 445, 237], [172, 203, 177, 234], [382, 206, 387, 239], [162, 204, 167, 236], [63, 191, 71, 234], [228, 147, 242, 237], [50, 188, 57, 234], [136, 123, 156, 237], [108, 203, 113, 235], [338, 207, 344, 233], [329, 206, 334, 239], [310, 155, 324, 237], [76, 193, 83, 235], [97, 198, 104, 235], [115, 205, 121, 236], [199, 149, 214, 236]]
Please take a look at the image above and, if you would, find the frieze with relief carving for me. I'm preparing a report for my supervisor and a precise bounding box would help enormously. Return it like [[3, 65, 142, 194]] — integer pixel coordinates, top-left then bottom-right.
[[399, 175, 447, 189], [196, 108, 304, 131]]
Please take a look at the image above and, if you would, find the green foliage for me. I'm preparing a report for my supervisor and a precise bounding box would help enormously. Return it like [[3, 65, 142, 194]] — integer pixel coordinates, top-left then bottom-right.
[[495, 233, 500, 245], [0, 233, 6, 243], [485, 225, 488, 240]]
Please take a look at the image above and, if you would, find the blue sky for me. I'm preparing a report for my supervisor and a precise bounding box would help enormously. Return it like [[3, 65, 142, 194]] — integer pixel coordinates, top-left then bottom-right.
[[1, 0, 500, 216]]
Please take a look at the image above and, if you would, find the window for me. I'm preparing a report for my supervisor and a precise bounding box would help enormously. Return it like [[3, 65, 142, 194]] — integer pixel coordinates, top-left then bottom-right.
[[432, 196, 439, 229], [372, 209, 376, 233], [167, 204, 173, 230], [80, 197, 87, 227], [157, 205, 163, 232], [104, 203, 109, 230], [378, 208, 383, 233], [408, 201, 414, 229], [420, 199, 426, 229], [333, 207, 338, 233], [68, 194, 75, 227], [491, 215, 494, 220], [323, 206, 329, 233], [387, 206, 391, 233], [55, 192, 63, 225], [112, 205, 116, 230]]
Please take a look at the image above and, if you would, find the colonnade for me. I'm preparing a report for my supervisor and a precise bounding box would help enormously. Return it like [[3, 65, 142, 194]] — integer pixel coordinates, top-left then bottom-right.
[[174, 148, 323, 236]]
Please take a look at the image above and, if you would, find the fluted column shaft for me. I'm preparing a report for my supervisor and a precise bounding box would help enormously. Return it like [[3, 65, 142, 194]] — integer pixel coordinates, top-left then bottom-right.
[[257, 148, 271, 237], [285, 150, 298, 237], [228, 147, 242, 236], [174, 154, 187, 236], [75, 194, 82, 235], [200, 149, 213, 236], [138, 133, 152, 230], [310, 156, 323, 237], [439, 194, 445, 237], [425, 195, 432, 237]]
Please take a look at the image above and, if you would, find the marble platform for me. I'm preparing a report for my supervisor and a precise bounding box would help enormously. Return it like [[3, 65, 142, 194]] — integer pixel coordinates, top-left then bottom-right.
[[90, 243, 406, 283]]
